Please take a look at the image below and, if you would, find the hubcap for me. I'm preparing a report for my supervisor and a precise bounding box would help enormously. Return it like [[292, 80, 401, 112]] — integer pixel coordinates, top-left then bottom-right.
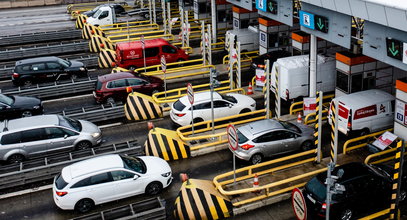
[[21, 111, 32, 117], [341, 209, 352, 220], [251, 155, 262, 164], [149, 183, 160, 194]]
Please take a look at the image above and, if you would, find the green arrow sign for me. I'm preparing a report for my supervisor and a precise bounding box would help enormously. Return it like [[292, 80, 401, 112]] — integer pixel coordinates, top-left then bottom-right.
[[386, 38, 402, 61], [317, 18, 324, 30], [389, 42, 399, 56], [314, 15, 328, 33]]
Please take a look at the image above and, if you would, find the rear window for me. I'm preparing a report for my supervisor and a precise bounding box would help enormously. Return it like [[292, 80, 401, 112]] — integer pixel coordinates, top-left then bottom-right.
[[173, 100, 186, 111], [305, 177, 326, 201], [237, 130, 248, 144], [55, 173, 69, 190], [1, 132, 21, 145]]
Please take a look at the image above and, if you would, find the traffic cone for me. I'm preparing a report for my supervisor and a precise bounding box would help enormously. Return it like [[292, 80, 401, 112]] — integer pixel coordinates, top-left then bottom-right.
[[253, 173, 260, 193], [297, 112, 302, 123], [180, 173, 190, 185], [247, 82, 254, 95], [147, 122, 155, 131]]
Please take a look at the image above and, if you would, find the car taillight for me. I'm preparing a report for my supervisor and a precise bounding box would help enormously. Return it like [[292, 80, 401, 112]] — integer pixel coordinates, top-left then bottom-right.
[[347, 109, 352, 130], [56, 191, 68, 197], [322, 203, 327, 210], [240, 144, 254, 150], [257, 64, 265, 68], [175, 113, 186, 117], [286, 89, 289, 100], [12, 73, 19, 78]]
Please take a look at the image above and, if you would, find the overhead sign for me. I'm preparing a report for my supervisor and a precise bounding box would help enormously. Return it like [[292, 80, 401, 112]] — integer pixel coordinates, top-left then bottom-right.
[[227, 124, 238, 151], [161, 55, 166, 73], [187, 83, 194, 104], [386, 38, 403, 61], [395, 99, 407, 126], [292, 188, 307, 220], [314, 15, 328, 33], [299, 10, 315, 30], [257, 0, 266, 12]]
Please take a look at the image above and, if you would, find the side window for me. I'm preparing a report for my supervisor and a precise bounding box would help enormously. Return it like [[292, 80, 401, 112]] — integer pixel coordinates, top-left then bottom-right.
[[277, 131, 296, 139], [107, 79, 127, 88], [253, 132, 276, 143], [89, 172, 113, 185], [213, 100, 229, 108], [127, 78, 143, 86], [46, 62, 61, 70], [20, 65, 31, 71], [111, 170, 135, 181], [144, 47, 159, 58], [21, 128, 46, 143], [62, 128, 77, 136], [45, 127, 67, 139], [162, 45, 177, 54], [1, 132, 22, 145], [99, 10, 109, 19], [193, 102, 211, 110], [71, 177, 91, 188], [31, 63, 46, 71]]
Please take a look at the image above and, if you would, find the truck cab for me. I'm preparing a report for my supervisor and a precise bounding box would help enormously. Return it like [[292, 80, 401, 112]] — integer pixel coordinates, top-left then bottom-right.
[[86, 5, 118, 26]]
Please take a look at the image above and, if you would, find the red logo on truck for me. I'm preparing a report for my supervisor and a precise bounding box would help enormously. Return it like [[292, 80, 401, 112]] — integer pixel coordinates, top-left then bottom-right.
[[354, 105, 377, 120], [338, 104, 349, 119]]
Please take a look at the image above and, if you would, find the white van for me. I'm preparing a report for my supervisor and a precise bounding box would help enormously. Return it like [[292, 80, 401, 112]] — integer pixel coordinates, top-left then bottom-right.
[[271, 54, 336, 101], [225, 26, 259, 52], [328, 89, 395, 136]]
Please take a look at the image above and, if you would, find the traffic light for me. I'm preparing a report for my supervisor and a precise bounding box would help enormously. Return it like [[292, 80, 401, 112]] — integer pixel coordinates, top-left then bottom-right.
[[314, 15, 328, 33], [386, 38, 402, 61], [267, 0, 277, 15]]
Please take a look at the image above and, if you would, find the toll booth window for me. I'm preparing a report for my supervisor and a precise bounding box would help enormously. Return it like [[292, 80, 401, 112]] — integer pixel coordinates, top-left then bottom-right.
[[240, 20, 250, 29], [268, 33, 279, 48], [162, 45, 177, 54], [217, 10, 232, 23], [350, 74, 363, 93], [336, 71, 349, 93], [198, 2, 209, 13], [144, 47, 159, 57]]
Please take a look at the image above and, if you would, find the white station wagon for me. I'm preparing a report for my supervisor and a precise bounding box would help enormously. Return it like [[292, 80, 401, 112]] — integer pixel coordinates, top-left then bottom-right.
[[53, 154, 172, 213]]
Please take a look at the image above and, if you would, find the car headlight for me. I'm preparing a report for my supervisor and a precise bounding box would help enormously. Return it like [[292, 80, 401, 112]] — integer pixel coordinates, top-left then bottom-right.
[[92, 132, 101, 138], [33, 105, 40, 109], [80, 67, 86, 71], [161, 172, 171, 177], [251, 103, 256, 107]]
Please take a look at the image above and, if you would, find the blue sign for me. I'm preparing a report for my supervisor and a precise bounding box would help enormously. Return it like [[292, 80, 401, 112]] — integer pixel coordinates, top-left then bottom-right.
[[299, 10, 315, 30], [256, 0, 267, 12]]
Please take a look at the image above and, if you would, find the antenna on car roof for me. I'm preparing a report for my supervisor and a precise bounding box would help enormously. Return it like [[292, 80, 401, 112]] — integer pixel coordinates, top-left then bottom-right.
[[3, 120, 8, 132]]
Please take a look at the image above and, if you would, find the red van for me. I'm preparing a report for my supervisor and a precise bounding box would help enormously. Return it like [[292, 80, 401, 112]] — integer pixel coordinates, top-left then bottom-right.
[[115, 38, 189, 70]]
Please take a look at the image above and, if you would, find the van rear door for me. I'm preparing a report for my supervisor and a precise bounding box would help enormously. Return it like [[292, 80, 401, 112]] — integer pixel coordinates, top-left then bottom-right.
[[337, 103, 351, 135]]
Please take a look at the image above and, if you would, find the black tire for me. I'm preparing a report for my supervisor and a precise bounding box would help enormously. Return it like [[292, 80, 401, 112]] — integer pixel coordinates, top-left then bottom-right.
[[106, 97, 116, 107], [339, 208, 353, 220], [359, 128, 370, 137], [145, 182, 163, 195], [7, 154, 25, 163], [75, 141, 92, 150], [22, 79, 33, 87], [21, 110, 32, 118], [74, 199, 94, 213], [250, 153, 263, 165], [301, 141, 313, 151], [177, 59, 185, 67], [239, 108, 251, 114]]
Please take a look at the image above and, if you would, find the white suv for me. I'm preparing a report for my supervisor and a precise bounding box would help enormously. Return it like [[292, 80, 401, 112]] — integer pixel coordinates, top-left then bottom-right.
[[170, 91, 256, 126], [52, 154, 172, 213]]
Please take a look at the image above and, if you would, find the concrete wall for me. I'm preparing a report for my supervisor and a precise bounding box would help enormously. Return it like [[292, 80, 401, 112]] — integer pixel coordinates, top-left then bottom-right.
[[0, 0, 97, 9]]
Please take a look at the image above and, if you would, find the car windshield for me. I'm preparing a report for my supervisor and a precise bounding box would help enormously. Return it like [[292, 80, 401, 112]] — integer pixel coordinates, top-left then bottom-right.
[[368, 165, 391, 180], [58, 115, 82, 132], [237, 130, 249, 144], [92, 9, 102, 18], [0, 94, 13, 105], [220, 94, 237, 104], [58, 59, 71, 68], [55, 173, 68, 190], [121, 155, 146, 174], [305, 177, 326, 201], [279, 121, 301, 133]]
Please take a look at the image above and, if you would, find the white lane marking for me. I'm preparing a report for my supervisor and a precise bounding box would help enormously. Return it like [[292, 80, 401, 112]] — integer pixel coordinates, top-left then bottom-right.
[[98, 122, 123, 129]]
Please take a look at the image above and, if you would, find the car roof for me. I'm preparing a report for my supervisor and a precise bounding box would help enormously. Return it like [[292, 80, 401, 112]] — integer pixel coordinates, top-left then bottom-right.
[[97, 72, 135, 82], [117, 38, 170, 49], [0, 115, 59, 132], [16, 56, 59, 65], [62, 154, 124, 182], [238, 119, 283, 137], [317, 162, 370, 183], [334, 89, 394, 109], [178, 91, 222, 105]]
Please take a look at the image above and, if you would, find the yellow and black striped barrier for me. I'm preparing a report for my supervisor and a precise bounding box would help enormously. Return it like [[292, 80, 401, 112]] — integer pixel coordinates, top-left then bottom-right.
[[174, 179, 233, 220], [145, 127, 190, 161], [314, 92, 322, 162], [389, 140, 404, 219], [75, 14, 87, 29], [82, 24, 104, 40], [124, 92, 163, 121], [90, 35, 115, 53], [274, 64, 280, 117], [330, 103, 336, 162], [98, 49, 116, 68]]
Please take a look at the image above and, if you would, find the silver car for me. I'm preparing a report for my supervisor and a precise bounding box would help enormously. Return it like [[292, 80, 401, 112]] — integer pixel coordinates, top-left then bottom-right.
[[231, 119, 314, 164], [0, 115, 102, 163]]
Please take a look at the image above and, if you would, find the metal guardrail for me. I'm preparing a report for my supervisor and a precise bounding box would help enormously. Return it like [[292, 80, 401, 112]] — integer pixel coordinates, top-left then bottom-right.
[[0, 55, 98, 81], [0, 29, 82, 47], [0, 141, 141, 191], [50, 104, 125, 124], [289, 94, 335, 115], [0, 41, 89, 62], [343, 129, 393, 154], [70, 197, 166, 220], [2, 77, 96, 100]]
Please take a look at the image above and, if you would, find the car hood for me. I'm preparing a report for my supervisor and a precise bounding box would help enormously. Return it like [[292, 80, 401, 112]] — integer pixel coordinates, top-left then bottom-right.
[[12, 95, 41, 108], [140, 156, 171, 175], [68, 60, 85, 69], [79, 120, 101, 134]]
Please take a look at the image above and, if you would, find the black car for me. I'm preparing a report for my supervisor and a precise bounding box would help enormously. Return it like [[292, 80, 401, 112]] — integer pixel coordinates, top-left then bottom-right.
[[0, 94, 43, 120], [250, 50, 291, 69], [82, 4, 126, 17], [303, 162, 406, 220], [12, 56, 88, 86]]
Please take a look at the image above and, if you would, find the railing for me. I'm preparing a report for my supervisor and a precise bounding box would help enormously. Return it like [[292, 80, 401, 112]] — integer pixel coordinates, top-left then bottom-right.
[[49, 104, 125, 124], [289, 94, 334, 115], [0, 29, 81, 46], [358, 209, 390, 220], [343, 129, 393, 154], [364, 143, 407, 165]]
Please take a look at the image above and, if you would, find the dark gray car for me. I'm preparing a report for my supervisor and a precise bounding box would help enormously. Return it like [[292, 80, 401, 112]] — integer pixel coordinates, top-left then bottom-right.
[[232, 119, 314, 164]]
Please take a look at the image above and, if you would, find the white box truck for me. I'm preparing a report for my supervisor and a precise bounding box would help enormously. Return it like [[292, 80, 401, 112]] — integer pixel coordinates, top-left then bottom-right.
[[225, 26, 259, 52], [271, 54, 336, 101]]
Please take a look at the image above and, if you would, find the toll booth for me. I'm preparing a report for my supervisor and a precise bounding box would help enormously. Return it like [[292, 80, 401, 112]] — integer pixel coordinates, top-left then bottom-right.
[[193, 0, 231, 29], [258, 17, 299, 55], [291, 31, 334, 55], [179, 0, 193, 11], [395, 78, 407, 141], [232, 6, 258, 30]]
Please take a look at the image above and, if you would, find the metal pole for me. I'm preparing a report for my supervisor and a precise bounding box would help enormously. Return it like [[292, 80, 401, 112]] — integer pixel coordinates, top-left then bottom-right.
[[265, 60, 270, 119], [148, 0, 152, 24], [229, 34, 234, 90], [167, 2, 171, 33], [317, 91, 323, 163], [191, 108, 194, 135], [233, 155, 236, 186], [180, 8, 185, 48], [185, 10, 189, 48], [210, 69, 215, 134], [237, 41, 241, 88], [201, 21, 206, 65], [210, 0, 217, 43], [207, 24, 212, 65], [325, 162, 334, 220], [309, 34, 317, 97], [333, 100, 339, 163], [152, 0, 156, 24], [162, 0, 166, 34]]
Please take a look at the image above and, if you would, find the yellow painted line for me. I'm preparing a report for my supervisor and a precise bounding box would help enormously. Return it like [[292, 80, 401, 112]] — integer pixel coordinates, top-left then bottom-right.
[[167, 136, 179, 160], [216, 196, 230, 217], [156, 133, 170, 161]]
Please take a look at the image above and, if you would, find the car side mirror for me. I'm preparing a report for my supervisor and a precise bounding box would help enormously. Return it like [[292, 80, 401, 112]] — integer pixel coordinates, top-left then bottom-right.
[[64, 134, 68, 139], [133, 175, 139, 180], [228, 104, 233, 108]]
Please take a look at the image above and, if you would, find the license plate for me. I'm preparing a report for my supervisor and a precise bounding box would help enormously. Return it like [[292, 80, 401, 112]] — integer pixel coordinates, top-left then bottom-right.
[[307, 194, 316, 204]]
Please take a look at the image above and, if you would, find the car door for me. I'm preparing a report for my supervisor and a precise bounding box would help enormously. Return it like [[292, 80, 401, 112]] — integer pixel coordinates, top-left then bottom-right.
[[193, 102, 212, 121], [20, 128, 48, 157], [253, 131, 282, 156], [161, 45, 178, 63], [279, 130, 301, 152], [44, 127, 78, 152], [46, 62, 63, 80], [85, 172, 116, 204], [107, 79, 128, 102], [0, 102, 13, 119], [127, 78, 149, 94], [30, 62, 48, 80], [97, 9, 111, 26], [144, 47, 160, 66], [111, 170, 143, 199], [213, 100, 231, 118]]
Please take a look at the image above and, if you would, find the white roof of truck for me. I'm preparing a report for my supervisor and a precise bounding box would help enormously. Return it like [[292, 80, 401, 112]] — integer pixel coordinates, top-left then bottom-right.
[[334, 89, 395, 109], [275, 55, 334, 69]]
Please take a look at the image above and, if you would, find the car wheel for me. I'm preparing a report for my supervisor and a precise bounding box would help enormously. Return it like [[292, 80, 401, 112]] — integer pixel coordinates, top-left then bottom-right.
[[359, 128, 370, 137], [301, 141, 313, 151], [400, 189, 407, 202], [192, 118, 204, 124], [250, 154, 263, 165], [177, 59, 185, 67], [339, 208, 353, 220], [21, 110, 32, 118], [239, 108, 251, 114], [22, 79, 33, 87], [75, 199, 94, 213], [75, 141, 92, 150], [145, 182, 162, 195], [7, 154, 25, 164], [106, 97, 116, 106]]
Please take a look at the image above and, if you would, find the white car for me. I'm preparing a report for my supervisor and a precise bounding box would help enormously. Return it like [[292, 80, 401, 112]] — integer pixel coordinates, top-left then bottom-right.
[[170, 91, 256, 126], [53, 154, 172, 213]]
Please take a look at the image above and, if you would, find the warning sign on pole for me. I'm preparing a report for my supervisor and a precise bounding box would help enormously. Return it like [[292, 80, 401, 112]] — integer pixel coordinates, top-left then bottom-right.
[[161, 55, 166, 73], [303, 97, 317, 116], [292, 188, 307, 220], [227, 124, 238, 151], [187, 83, 194, 104]]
